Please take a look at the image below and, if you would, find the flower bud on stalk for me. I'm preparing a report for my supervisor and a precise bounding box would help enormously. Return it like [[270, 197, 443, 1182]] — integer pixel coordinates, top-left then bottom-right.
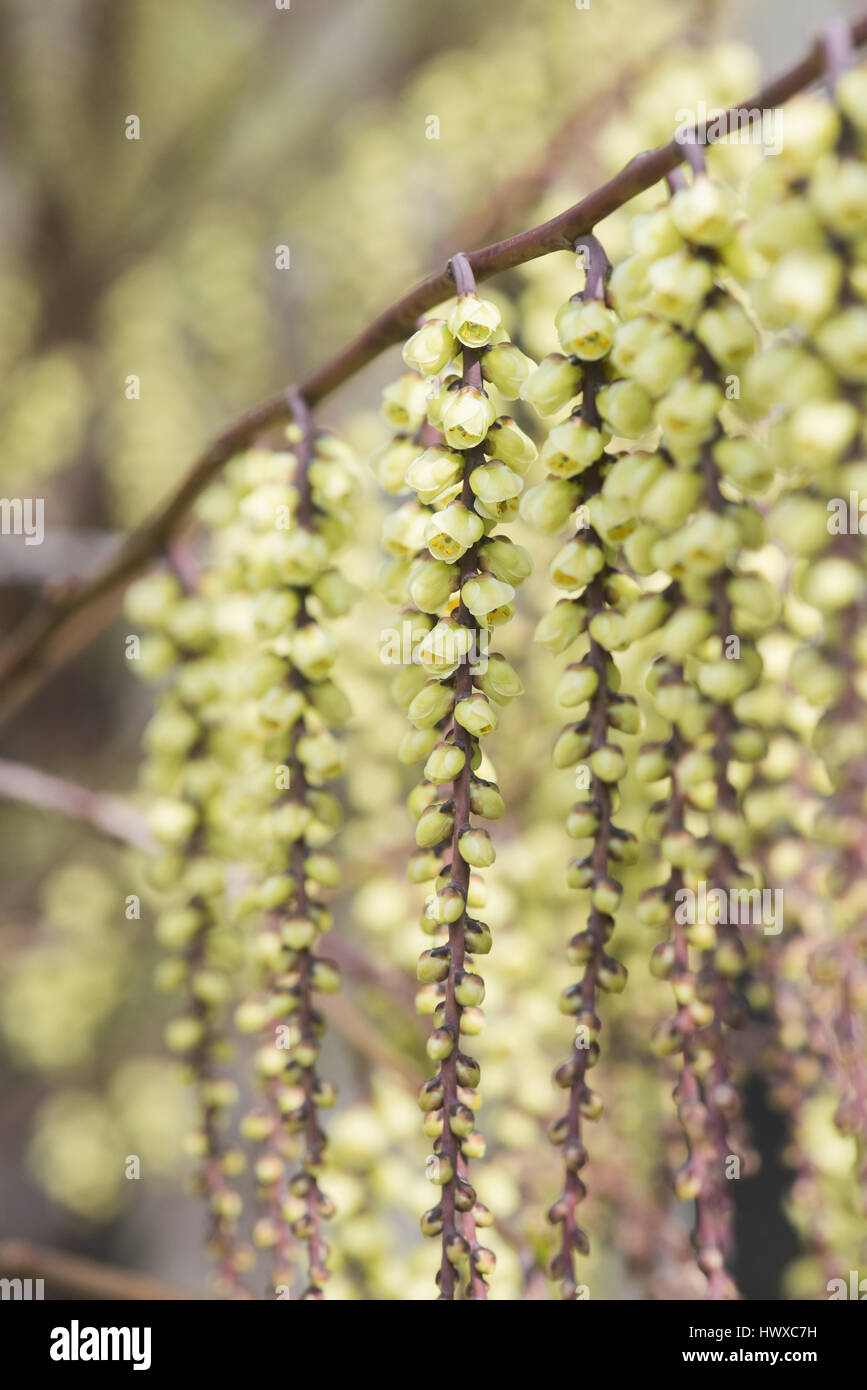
[[521, 233, 638, 1298], [193, 405, 356, 1297], [130, 572, 257, 1292], [607, 165, 776, 1296], [744, 76, 867, 1193], [378, 255, 533, 1298]]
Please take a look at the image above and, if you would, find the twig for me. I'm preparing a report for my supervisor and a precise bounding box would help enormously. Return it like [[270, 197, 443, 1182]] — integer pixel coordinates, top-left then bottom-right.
[[0, 529, 121, 585], [0, 755, 423, 1032], [0, 15, 864, 725], [0, 758, 155, 851], [0, 1239, 201, 1300]]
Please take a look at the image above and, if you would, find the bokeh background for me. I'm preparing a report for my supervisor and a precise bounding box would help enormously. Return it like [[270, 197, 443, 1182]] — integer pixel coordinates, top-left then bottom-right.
[[1, 0, 864, 1300]]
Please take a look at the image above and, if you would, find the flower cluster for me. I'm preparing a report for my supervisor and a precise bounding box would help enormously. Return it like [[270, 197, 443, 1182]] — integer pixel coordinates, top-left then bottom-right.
[[744, 73, 867, 1198], [600, 174, 775, 1296], [126, 568, 252, 1295], [376, 262, 536, 1297], [207, 422, 357, 1299], [107, 48, 867, 1303], [130, 415, 358, 1298], [520, 236, 642, 1298]]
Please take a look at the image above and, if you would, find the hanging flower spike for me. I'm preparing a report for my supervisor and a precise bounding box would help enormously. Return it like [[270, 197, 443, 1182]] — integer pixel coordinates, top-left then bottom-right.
[[127, 569, 253, 1297], [221, 405, 356, 1299], [745, 38, 867, 1206], [609, 158, 775, 1297], [522, 234, 643, 1299], [375, 253, 535, 1298]]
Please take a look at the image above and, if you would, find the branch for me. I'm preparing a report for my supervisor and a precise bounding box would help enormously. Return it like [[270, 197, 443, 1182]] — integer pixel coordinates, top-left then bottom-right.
[[0, 758, 155, 851], [0, 529, 120, 585], [0, 758, 426, 1056], [0, 1239, 201, 1300], [0, 14, 864, 725]]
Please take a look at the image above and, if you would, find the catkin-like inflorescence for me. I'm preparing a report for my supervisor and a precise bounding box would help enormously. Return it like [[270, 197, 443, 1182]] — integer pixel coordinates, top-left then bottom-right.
[[192, 420, 358, 1298], [116, 36, 867, 1304], [375, 259, 536, 1297], [521, 235, 641, 1298], [602, 172, 778, 1296], [127, 569, 253, 1296], [743, 68, 867, 1198]]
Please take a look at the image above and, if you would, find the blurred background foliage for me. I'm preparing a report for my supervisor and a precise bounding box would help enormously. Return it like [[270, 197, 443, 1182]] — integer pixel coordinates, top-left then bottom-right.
[[1, 0, 865, 1299]]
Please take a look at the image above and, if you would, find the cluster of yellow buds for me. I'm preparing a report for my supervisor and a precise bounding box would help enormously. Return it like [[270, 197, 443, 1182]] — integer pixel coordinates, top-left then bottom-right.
[[742, 70, 867, 1184], [599, 177, 773, 1296], [375, 258, 536, 1297], [520, 235, 641, 1299], [132, 410, 358, 1297], [115, 43, 867, 1302], [125, 568, 253, 1295], [207, 418, 356, 1299]]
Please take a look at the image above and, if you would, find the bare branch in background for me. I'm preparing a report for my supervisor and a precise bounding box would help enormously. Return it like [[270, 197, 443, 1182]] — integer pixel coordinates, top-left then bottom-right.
[[0, 758, 154, 852], [0, 1239, 201, 1300], [0, 530, 121, 585]]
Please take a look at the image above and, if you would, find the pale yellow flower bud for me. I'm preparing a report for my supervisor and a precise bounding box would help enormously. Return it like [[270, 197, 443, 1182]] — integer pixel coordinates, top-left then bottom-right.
[[125, 571, 184, 628], [381, 501, 430, 556], [149, 797, 197, 846], [485, 417, 537, 473], [469, 461, 523, 507], [654, 380, 723, 450], [555, 298, 619, 360], [454, 695, 498, 737], [535, 599, 587, 653], [381, 373, 429, 430], [416, 619, 473, 675], [477, 653, 523, 703], [408, 680, 456, 730], [645, 251, 714, 328], [520, 354, 582, 415], [481, 342, 536, 397], [630, 206, 684, 259], [549, 537, 605, 589], [441, 386, 497, 448], [540, 418, 607, 478], [448, 293, 501, 347], [409, 557, 458, 613], [425, 502, 485, 561], [670, 176, 737, 247], [370, 438, 421, 494], [695, 300, 757, 370], [402, 318, 456, 375], [596, 380, 653, 438], [477, 536, 532, 585], [519, 479, 580, 533], [557, 661, 599, 708], [406, 446, 464, 502], [290, 622, 338, 679], [458, 828, 495, 868], [461, 575, 515, 627], [425, 741, 467, 783], [773, 93, 840, 177]]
